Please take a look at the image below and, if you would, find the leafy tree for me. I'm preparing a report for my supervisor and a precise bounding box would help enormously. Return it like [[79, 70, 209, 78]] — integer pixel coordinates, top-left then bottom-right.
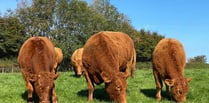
[[54, 0, 98, 71], [135, 29, 164, 62], [17, 0, 56, 36], [0, 10, 25, 58], [91, 0, 131, 31], [188, 55, 207, 63], [0, 0, 165, 71]]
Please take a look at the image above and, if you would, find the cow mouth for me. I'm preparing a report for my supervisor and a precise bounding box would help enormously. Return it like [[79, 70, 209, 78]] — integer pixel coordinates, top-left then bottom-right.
[[76, 74, 82, 77], [39, 98, 50, 103]]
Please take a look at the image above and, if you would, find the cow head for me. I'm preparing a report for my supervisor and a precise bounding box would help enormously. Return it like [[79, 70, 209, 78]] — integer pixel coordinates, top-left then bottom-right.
[[30, 73, 59, 103], [101, 72, 128, 103], [165, 77, 192, 102], [73, 59, 83, 77]]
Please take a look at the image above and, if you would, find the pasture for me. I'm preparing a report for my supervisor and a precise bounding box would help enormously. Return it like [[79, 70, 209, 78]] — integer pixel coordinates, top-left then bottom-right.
[[0, 69, 208, 103]]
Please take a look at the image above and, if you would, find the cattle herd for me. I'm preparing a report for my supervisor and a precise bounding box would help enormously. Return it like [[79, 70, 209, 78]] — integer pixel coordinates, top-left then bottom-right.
[[17, 31, 192, 103]]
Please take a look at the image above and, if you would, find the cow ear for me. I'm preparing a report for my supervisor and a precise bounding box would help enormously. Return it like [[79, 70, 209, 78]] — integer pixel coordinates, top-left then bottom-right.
[[101, 72, 112, 83], [53, 73, 60, 80], [119, 72, 129, 80], [165, 79, 175, 87], [29, 74, 37, 83], [186, 77, 192, 82]]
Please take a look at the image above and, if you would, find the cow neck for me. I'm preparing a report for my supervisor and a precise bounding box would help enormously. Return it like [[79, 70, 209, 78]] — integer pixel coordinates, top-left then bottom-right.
[[171, 73, 184, 80], [38, 72, 51, 76]]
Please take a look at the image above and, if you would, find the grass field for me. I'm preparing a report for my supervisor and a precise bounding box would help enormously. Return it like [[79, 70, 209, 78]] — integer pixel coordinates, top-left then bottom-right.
[[0, 69, 208, 103]]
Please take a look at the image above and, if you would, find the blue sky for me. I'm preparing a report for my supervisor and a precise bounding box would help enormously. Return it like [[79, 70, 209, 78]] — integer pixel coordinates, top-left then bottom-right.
[[108, 0, 209, 62], [1, 0, 209, 62]]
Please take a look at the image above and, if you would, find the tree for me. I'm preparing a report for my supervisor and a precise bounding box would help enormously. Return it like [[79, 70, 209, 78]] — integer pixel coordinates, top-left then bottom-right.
[[17, 0, 56, 36], [0, 10, 25, 58], [134, 29, 164, 62], [53, 0, 114, 71], [91, 0, 132, 31], [188, 55, 207, 63], [0, 0, 165, 71]]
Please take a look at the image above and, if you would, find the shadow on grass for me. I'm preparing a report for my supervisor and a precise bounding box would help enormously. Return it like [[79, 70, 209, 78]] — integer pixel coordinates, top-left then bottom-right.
[[140, 88, 171, 100], [77, 88, 112, 102], [68, 73, 84, 78], [21, 90, 39, 103]]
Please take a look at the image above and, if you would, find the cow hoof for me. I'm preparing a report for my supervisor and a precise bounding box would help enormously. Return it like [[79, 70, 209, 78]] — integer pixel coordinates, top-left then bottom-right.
[[52, 96, 58, 103], [156, 96, 161, 101], [77, 74, 82, 77], [88, 97, 93, 101]]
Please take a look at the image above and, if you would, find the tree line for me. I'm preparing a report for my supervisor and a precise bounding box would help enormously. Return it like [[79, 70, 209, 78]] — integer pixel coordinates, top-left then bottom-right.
[[1, 0, 165, 71]]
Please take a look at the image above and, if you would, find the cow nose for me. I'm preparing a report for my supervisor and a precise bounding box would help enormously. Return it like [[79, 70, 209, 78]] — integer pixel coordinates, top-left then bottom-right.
[[176, 97, 186, 103], [117, 94, 127, 103], [77, 74, 82, 77], [181, 97, 186, 102], [39, 96, 50, 103], [40, 100, 49, 103]]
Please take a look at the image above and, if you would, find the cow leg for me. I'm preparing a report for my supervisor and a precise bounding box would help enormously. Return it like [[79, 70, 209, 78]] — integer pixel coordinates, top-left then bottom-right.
[[26, 81, 34, 103], [53, 63, 58, 74], [84, 69, 94, 101], [153, 70, 163, 101], [165, 85, 169, 95], [125, 52, 136, 78], [52, 83, 58, 103], [125, 61, 131, 77]]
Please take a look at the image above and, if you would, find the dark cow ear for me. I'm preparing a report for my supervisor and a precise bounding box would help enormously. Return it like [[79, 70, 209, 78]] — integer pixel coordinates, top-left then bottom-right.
[[53, 73, 60, 80], [119, 72, 129, 80], [29, 74, 37, 83], [186, 77, 192, 82], [165, 79, 175, 87], [101, 72, 112, 83]]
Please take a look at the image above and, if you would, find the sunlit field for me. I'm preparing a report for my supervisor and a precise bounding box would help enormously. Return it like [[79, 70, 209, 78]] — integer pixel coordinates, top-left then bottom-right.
[[0, 69, 208, 103]]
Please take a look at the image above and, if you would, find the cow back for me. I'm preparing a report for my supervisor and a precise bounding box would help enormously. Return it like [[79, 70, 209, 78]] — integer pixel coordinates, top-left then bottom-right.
[[152, 38, 186, 78], [82, 31, 135, 82], [71, 48, 84, 76], [18, 36, 56, 74], [55, 47, 63, 64], [71, 48, 84, 64]]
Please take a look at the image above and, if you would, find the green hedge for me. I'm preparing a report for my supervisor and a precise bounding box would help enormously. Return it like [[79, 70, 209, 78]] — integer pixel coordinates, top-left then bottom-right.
[[136, 62, 209, 70], [0, 58, 19, 73], [186, 62, 209, 69], [136, 62, 152, 69], [1, 59, 209, 73]]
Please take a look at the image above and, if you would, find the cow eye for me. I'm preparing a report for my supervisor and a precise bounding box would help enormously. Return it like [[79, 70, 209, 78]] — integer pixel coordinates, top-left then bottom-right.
[[176, 89, 182, 95], [40, 87, 43, 90], [116, 86, 121, 91], [179, 91, 182, 95]]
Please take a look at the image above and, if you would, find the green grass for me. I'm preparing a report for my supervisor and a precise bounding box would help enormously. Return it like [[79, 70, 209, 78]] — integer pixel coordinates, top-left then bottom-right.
[[0, 69, 208, 103]]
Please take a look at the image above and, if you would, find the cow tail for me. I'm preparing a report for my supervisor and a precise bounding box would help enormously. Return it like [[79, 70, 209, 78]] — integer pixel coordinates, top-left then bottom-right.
[[130, 50, 136, 77]]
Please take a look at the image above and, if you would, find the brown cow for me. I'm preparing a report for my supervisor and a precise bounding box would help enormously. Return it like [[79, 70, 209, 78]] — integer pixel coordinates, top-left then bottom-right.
[[82, 31, 136, 103], [152, 38, 192, 102], [71, 48, 84, 77], [18, 36, 59, 103], [54, 47, 63, 73]]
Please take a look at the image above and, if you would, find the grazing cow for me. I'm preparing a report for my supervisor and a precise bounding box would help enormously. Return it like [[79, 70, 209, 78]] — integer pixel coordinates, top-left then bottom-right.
[[152, 38, 192, 102], [54, 47, 63, 73], [18, 36, 59, 103], [71, 48, 84, 77], [82, 31, 136, 103]]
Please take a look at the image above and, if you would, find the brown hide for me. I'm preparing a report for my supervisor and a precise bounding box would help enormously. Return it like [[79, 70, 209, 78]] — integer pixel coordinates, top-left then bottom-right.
[[82, 31, 136, 103], [152, 38, 192, 102], [54, 47, 63, 73], [18, 36, 59, 103], [71, 48, 84, 76]]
